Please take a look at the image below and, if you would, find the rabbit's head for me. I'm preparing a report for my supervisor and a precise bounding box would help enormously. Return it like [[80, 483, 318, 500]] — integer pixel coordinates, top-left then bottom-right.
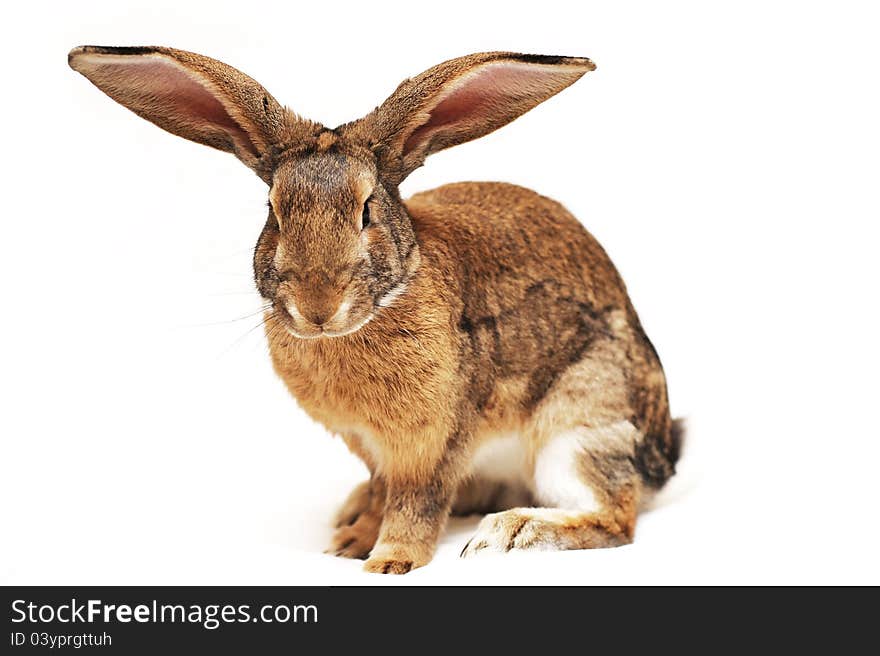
[[69, 47, 594, 338]]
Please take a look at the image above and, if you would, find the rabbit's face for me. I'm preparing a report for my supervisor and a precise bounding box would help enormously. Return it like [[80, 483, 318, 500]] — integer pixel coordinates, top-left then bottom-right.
[[253, 139, 420, 338]]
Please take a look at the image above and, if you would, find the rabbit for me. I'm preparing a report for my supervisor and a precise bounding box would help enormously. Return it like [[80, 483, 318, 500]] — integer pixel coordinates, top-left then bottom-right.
[[69, 45, 682, 574]]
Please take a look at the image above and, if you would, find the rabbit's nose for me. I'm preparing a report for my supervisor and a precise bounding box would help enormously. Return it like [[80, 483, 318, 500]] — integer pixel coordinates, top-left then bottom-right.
[[291, 289, 344, 328], [285, 299, 334, 328], [304, 308, 332, 326]]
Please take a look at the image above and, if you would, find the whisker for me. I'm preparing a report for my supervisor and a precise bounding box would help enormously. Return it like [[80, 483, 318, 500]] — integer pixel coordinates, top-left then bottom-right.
[[184, 305, 272, 328], [205, 291, 262, 297], [205, 248, 259, 260], [264, 320, 286, 349], [217, 312, 273, 359], [198, 271, 256, 278]]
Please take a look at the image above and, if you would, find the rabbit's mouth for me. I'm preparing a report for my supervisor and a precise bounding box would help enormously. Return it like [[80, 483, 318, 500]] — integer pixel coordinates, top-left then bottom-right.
[[272, 297, 375, 340], [322, 312, 376, 338]]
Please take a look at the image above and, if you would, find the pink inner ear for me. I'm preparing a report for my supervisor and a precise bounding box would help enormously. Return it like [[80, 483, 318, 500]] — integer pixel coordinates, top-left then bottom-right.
[[90, 57, 258, 157], [403, 62, 559, 156]]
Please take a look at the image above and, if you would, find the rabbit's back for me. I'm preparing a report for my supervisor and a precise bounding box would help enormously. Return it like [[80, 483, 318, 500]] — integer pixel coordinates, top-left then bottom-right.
[[406, 182, 629, 314]]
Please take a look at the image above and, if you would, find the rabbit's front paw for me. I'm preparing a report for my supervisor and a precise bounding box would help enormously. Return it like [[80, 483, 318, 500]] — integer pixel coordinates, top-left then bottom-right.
[[363, 543, 430, 575], [364, 557, 414, 575], [327, 511, 381, 559]]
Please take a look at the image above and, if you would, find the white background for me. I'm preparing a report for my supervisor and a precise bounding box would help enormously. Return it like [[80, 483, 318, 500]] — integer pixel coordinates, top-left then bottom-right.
[[1, 0, 878, 585]]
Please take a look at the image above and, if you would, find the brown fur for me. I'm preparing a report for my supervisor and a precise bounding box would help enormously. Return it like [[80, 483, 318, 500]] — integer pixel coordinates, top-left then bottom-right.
[[70, 46, 680, 574]]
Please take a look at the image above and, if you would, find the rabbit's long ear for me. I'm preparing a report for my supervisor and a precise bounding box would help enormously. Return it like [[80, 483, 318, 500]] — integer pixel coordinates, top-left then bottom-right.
[[346, 52, 595, 183], [69, 46, 290, 175]]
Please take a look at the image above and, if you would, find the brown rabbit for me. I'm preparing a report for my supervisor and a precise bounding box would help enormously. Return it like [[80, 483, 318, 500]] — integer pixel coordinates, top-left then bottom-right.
[[69, 46, 681, 574]]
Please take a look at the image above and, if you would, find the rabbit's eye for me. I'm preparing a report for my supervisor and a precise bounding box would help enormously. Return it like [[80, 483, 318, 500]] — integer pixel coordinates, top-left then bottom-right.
[[361, 198, 372, 230], [267, 200, 281, 230]]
